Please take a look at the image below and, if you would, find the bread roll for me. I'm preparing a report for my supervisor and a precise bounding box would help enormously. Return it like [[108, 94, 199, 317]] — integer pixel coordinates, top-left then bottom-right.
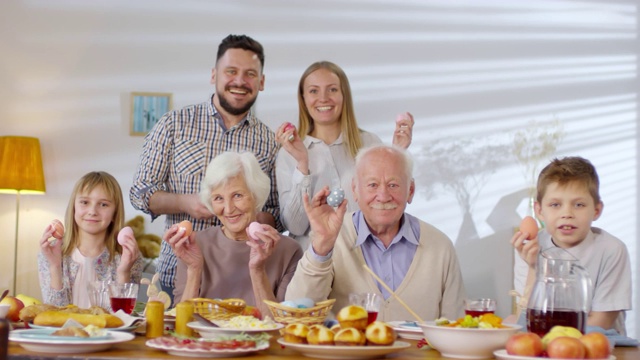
[[334, 327, 366, 346], [336, 305, 368, 331], [365, 321, 396, 346], [283, 323, 309, 344], [33, 311, 124, 328], [307, 325, 335, 345]]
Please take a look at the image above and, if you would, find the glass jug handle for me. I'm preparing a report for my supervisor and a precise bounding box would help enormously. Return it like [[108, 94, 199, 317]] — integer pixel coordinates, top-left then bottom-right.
[[571, 263, 593, 312]]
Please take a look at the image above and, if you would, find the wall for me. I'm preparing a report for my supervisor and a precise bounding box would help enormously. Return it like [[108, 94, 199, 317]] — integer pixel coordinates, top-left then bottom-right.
[[1, 0, 638, 337]]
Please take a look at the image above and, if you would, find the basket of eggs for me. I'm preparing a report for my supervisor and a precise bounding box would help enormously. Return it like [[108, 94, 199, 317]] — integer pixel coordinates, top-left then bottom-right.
[[189, 298, 246, 321], [263, 298, 336, 326]]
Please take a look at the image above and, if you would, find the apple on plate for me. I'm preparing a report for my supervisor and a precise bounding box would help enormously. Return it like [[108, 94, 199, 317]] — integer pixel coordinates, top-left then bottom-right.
[[506, 332, 544, 356], [547, 336, 586, 359], [580, 332, 611, 359], [242, 305, 262, 320], [0, 295, 25, 322]]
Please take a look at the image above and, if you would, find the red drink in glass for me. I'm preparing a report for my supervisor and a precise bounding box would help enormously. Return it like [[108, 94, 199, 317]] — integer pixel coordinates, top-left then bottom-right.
[[465, 310, 494, 317], [527, 308, 587, 337], [110, 297, 136, 314], [367, 311, 378, 324]]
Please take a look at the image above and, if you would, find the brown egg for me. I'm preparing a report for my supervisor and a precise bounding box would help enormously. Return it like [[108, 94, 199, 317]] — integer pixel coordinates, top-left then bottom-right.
[[519, 216, 539, 240], [51, 219, 64, 239], [178, 220, 193, 236]]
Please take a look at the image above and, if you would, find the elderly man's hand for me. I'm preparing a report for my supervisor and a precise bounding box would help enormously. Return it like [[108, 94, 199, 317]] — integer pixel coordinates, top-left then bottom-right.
[[303, 186, 348, 256]]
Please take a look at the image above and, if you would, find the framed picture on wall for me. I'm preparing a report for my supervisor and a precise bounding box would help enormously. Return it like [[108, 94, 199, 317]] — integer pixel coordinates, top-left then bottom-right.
[[130, 92, 173, 136]]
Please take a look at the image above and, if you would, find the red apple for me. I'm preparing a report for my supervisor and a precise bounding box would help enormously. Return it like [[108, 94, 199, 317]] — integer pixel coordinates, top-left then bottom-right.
[[547, 336, 586, 359], [506, 332, 544, 356], [0, 296, 25, 322], [580, 332, 611, 359], [241, 305, 262, 320]]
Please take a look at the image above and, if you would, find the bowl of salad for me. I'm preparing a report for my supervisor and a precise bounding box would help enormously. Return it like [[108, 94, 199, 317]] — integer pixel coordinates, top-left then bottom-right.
[[418, 314, 522, 359]]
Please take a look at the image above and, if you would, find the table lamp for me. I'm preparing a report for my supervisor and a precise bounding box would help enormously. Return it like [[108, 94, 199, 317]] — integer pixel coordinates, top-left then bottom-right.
[[0, 136, 46, 295]]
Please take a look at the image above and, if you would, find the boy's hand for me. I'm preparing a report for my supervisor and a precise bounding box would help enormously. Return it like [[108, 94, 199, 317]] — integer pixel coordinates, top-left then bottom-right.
[[511, 230, 539, 268]]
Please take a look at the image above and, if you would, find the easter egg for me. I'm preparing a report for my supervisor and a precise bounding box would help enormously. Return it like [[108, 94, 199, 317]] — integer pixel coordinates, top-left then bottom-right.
[[520, 216, 539, 240], [248, 222, 264, 241], [118, 226, 134, 245], [51, 219, 64, 239], [327, 187, 345, 207], [280, 300, 297, 308], [295, 298, 315, 309], [178, 220, 193, 236]]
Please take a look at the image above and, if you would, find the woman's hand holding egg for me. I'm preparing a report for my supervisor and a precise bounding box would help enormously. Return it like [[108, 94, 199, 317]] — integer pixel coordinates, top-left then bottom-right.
[[164, 220, 202, 269], [392, 112, 414, 149], [247, 223, 279, 270]]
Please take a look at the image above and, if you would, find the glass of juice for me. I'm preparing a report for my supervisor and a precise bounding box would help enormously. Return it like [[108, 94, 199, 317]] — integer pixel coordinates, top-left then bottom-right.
[[349, 293, 382, 324], [464, 298, 496, 317], [108, 282, 138, 314]]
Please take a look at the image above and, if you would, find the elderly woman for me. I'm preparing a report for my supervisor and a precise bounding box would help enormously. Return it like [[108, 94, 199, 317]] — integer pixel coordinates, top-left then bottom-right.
[[164, 151, 303, 317]]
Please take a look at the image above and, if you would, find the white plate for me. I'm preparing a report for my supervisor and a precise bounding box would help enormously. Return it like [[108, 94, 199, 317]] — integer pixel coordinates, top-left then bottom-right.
[[188, 321, 284, 337], [493, 349, 616, 360], [9, 329, 134, 353], [387, 321, 425, 340], [29, 323, 140, 332], [278, 338, 411, 359], [146, 337, 270, 358]]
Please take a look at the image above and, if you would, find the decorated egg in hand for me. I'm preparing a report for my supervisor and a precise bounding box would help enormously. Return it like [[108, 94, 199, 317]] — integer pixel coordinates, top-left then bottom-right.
[[248, 222, 265, 241], [118, 226, 134, 245], [327, 188, 345, 207], [51, 219, 65, 239]]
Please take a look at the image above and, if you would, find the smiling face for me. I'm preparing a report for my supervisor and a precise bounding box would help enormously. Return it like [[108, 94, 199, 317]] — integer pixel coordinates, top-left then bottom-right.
[[209, 174, 257, 240], [73, 185, 116, 237], [535, 181, 603, 248], [353, 148, 415, 237], [211, 48, 265, 117], [302, 68, 344, 127]]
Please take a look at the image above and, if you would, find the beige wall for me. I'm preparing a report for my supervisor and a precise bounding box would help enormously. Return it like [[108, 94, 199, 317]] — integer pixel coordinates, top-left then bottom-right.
[[1, 0, 638, 336]]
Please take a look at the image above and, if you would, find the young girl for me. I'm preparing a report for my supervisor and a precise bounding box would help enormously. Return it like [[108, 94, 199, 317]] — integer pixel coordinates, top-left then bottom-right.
[[38, 171, 143, 307]]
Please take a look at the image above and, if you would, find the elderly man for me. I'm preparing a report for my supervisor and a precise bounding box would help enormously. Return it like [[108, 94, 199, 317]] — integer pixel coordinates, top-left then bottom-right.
[[285, 144, 466, 321]]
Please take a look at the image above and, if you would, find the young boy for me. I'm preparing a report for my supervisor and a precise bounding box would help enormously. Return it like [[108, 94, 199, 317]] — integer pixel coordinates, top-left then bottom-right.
[[511, 156, 632, 335]]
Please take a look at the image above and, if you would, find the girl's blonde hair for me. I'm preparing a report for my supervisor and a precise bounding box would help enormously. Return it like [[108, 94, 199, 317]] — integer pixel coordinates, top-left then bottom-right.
[[62, 171, 125, 262], [297, 61, 363, 159]]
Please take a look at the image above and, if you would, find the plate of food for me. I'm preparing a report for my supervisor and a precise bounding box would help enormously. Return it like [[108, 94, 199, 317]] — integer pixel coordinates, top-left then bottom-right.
[[146, 334, 270, 358], [387, 321, 425, 340], [9, 329, 134, 353], [493, 349, 616, 360], [188, 316, 283, 338], [277, 339, 411, 360]]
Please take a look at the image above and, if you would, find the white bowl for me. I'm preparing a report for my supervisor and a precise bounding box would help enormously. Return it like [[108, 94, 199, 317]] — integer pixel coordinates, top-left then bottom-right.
[[0, 304, 9, 319], [418, 321, 522, 359]]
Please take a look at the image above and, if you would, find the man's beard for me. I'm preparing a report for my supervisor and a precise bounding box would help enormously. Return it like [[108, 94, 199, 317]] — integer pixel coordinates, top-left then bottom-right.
[[218, 90, 257, 116]]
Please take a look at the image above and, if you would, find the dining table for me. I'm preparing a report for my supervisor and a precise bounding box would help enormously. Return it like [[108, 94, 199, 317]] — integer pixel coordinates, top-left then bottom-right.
[[7, 333, 640, 360]]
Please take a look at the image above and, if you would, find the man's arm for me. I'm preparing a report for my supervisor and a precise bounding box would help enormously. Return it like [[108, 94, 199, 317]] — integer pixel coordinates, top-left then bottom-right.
[[149, 191, 214, 220], [588, 311, 620, 330]]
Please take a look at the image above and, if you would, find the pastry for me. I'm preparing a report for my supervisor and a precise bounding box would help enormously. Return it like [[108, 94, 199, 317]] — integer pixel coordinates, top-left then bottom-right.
[[307, 324, 335, 345], [336, 305, 368, 331], [334, 327, 366, 346], [365, 321, 396, 346], [283, 323, 309, 344]]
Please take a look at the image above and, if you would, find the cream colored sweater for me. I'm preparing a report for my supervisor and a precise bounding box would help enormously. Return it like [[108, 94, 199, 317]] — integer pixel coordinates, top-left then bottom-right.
[[285, 213, 466, 322]]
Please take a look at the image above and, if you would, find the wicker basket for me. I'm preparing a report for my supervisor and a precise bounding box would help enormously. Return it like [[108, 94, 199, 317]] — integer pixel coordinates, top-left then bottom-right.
[[263, 299, 336, 325], [189, 298, 246, 321]]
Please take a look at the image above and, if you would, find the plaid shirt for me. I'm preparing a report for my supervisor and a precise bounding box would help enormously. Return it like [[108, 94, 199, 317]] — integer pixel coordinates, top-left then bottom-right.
[[129, 94, 281, 289]]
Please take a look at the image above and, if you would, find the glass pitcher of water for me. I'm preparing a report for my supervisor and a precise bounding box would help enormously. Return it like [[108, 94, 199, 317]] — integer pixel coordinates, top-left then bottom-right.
[[526, 247, 592, 337]]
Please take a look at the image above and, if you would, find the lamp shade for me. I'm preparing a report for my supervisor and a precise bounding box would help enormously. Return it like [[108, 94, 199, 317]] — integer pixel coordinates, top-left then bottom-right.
[[0, 136, 46, 194]]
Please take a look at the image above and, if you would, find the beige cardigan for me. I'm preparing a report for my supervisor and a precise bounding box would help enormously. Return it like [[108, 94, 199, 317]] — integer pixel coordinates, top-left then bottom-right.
[[285, 212, 466, 322]]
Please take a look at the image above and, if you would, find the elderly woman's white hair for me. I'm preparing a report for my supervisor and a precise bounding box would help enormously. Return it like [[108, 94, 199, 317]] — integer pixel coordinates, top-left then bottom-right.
[[199, 151, 270, 212], [354, 144, 414, 184]]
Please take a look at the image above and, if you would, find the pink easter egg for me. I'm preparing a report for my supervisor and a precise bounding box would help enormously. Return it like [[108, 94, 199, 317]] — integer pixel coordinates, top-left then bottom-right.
[[118, 226, 134, 245], [248, 222, 264, 241]]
